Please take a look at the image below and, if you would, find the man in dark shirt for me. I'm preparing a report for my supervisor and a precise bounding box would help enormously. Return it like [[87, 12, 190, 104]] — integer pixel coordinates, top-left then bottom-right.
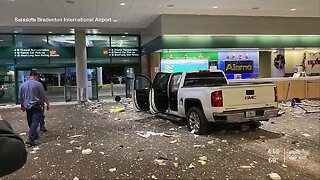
[[20, 70, 50, 146], [0, 80, 5, 99], [0, 114, 27, 177], [38, 75, 48, 132]]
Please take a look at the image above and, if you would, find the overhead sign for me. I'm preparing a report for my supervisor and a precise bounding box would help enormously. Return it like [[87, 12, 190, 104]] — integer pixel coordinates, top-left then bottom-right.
[[14, 48, 50, 58], [13, 47, 75, 59], [87, 47, 139, 58], [224, 60, 254, 74], [109, 48, 139, 57]]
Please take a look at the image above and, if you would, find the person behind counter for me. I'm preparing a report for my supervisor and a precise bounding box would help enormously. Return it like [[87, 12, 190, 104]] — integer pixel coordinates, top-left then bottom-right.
[[0, 114, 28, 177]]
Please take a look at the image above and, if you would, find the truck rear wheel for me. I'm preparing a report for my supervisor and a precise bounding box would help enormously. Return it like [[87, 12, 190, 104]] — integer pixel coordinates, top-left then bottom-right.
[[187, 107, 209, 135]]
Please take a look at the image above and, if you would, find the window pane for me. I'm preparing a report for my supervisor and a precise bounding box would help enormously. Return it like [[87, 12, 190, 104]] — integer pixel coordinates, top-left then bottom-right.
[[50, 58, 75, 64], [48, 35, 75, 47], [16, 59, 49, 65], [86, 35, 110, 47], [15, 35, 48, 48], [0, 59, 14, 65], [111, 57, 139, 64], [0, 35, 13, 47], [111, 36, 139, 47]]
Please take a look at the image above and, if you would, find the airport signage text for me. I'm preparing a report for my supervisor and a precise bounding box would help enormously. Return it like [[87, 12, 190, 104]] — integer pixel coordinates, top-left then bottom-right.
[[224, 60, 254, 74]]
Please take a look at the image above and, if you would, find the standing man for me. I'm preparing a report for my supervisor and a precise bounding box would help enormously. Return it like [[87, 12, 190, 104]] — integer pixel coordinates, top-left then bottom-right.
[[20, 70, 50, 146], [0, 114, 27, 177], [38, 75, 49, 132]]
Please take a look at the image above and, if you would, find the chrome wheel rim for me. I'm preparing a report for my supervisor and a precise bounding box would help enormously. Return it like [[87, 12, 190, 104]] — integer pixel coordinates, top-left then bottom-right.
[[189, 112, 200, 133]]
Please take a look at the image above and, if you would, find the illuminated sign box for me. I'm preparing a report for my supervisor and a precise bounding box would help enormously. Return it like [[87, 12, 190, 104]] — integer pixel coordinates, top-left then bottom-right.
[[161, 59, 209, 73], [224, 60, 254, 74]]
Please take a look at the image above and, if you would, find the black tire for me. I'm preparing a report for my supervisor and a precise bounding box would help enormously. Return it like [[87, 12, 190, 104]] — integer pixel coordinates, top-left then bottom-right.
[[187, 107, 209, 135], [249, 121, 262, 130]]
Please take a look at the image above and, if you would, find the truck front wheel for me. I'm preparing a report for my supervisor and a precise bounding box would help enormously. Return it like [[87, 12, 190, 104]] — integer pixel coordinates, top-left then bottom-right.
[[187, 107, 209, 135]]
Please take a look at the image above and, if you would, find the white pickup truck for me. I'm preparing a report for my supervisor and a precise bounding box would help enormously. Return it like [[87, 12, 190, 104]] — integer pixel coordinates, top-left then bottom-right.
[[133, 70, 279, 135]]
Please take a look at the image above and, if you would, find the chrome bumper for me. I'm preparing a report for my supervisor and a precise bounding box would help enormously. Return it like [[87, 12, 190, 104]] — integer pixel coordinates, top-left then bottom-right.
[[212, 107, 279, 123]]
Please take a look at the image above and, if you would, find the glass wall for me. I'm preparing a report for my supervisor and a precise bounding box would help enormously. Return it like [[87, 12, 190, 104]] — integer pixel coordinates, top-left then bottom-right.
[[48, 35, 75, 47], [111, 36, 139, 47], [0, 34, 13, 47], [0, 35, 15, 104], [0, 33, 141, 103], [15, 35, 48, 47], [86, 35, 110, 47]]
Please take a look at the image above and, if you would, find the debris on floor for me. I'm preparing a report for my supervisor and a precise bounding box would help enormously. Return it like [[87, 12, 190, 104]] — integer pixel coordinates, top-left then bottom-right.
[[240, 165, 252, 169], [108, 168, 117, 172], [66, 150, 72, 154], [301, 133, 311, 137], [198, 156, 208, 165], [154, 159, 166, 166], [174, 163, 179, 168], [188, 163, 195, 169], [70, 134, 83, 138], [268, 172, 281, 180], [194, 144, 206, 148], [136, 131, 173, 138], [169, 140, 178, 144], [110, 107, 125, 113], [81, 149, 93, 155]]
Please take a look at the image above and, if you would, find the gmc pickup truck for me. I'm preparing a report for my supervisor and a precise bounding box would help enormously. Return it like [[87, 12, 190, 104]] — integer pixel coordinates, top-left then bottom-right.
[[133, 70, 279, 135]]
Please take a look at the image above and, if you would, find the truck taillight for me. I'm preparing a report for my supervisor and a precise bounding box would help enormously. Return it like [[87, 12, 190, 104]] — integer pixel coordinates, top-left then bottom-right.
[[274, 87, 278, 102], [211, 90, 223, 107]]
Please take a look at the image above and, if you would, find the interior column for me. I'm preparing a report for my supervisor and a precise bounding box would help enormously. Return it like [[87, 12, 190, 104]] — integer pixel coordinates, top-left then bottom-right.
[[57, 73, 61, 87], [97, 67, 103, 85], [75, 30, 88, 102]]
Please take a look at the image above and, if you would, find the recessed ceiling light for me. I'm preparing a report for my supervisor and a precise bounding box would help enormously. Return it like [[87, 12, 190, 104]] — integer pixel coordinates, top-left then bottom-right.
[[120, 2, 126, 6], [65, 0, 75, 4], [290, 8, 296, 11], [14, 31, 18, 33], [48, 31, 52, 34], [113, 19, 118, 22], [167, 4, 175, 8], [124, 32, 129, 34], [213, 6, 218, 9], [9, 0, 15, 2], [0, 40, 4, 42]]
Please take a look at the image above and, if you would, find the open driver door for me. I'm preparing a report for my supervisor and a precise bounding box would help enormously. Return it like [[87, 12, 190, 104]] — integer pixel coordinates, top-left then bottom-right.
[[133, 75, 152, 111]]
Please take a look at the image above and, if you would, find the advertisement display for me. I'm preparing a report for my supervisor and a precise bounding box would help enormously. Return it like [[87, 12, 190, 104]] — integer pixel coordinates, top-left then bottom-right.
[[304, 51, 320, 75], [161, 59, 209, 73], [160, 52, 217, 73], [161, 52, 218, 62], [218, 51, 259, 79]]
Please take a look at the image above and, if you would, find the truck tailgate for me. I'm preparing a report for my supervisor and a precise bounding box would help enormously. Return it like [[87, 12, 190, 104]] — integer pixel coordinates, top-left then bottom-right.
[[220, 83, 276, 110]]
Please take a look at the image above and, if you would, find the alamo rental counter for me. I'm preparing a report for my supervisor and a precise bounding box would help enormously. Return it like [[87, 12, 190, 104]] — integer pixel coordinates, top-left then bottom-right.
[[140, 15, 320, 101]]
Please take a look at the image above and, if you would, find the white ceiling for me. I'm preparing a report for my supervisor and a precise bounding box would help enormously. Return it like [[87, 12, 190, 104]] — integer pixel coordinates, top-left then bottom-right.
[[0, 0, 319, 33]]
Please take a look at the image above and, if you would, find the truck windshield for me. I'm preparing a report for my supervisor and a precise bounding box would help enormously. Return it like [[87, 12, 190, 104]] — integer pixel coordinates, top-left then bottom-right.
[[183, 72, 227, 87]]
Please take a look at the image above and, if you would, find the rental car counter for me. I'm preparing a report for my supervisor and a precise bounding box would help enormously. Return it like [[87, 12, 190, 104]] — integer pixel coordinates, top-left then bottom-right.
[[229, 76, 320, 101]]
